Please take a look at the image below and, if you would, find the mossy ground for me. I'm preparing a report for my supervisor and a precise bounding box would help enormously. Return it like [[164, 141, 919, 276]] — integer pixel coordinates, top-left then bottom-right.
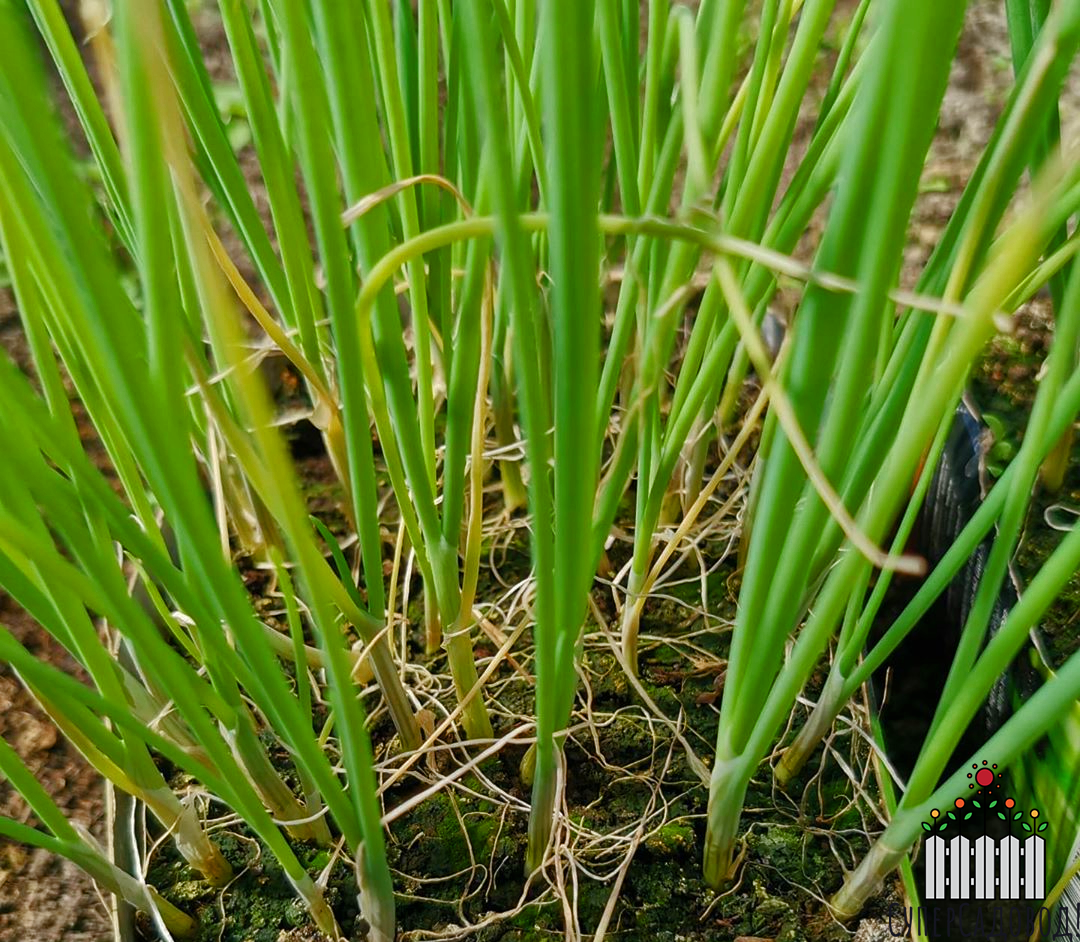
[[145, 831, 352, 942], [144, 510, 877, 941]]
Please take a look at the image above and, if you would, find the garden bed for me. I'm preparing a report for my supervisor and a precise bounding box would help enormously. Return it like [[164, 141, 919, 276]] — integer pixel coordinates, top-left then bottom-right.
[[1, 2, 1079, 941]]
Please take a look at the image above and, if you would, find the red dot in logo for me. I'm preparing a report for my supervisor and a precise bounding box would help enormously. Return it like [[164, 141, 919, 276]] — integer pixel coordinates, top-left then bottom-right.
[[976, 768, 994, 787]]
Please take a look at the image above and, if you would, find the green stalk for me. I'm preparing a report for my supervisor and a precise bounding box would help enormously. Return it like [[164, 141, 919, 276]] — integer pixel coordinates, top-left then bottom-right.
[[456, 0, 556, 869], [363, 0, 438, 490], [214, 0, 326, 375], [539, 0, 603, 870]]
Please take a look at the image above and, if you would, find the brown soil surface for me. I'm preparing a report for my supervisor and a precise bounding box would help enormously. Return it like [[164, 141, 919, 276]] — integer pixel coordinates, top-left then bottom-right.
[[0, 601, 113, 942]]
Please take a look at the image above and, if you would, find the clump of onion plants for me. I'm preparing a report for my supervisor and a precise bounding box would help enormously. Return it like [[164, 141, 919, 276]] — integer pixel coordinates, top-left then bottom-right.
[[0, 0, 1079, 938]]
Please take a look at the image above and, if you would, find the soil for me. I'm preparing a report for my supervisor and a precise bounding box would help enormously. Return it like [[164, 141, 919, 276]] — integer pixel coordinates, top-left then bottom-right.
[[141, 545, 882, 942], [1, 2, 1079, 942], [0, 601, 113, 942]]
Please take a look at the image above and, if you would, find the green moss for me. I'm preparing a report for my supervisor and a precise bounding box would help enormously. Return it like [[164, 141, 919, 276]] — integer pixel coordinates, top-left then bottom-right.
[[643, 821, 696, 856], [141, 487, 861, 942], [143, 828, 362, 942], [751, 879, 805, 942], [167, 880, 215, 904]]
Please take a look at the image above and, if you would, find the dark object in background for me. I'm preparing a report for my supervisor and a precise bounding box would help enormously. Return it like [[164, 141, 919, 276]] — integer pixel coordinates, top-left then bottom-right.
[[873, 400, 1035, 781], [915, 402, 1022, 737], [873, 401, 1045, 942], [286, 417, 326, 459]]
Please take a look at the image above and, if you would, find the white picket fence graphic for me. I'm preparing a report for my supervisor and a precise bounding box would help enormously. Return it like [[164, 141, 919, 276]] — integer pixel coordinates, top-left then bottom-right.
[[925, 834, 1044, 901]]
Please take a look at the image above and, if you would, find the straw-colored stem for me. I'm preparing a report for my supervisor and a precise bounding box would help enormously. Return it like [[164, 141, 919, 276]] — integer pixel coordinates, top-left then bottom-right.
[[432, 543, 493, 741], [424, 590, 441, 655], [619, 565, 648, 676], [368, 625, 423, 751], [775, 664, 847, 786], [526, 744, 558, 874], [679, 419, 712, 514], [74, 833, 198, 938], [142, 786, 234, 886], [703, 755, 751, 889], [287, 873, 341, 940], [830, 836, 909, 921], [145, 888, 198, 939], [37, 690, 232, 886], [445, 625, 495, 741], [1040, 425, 1073, 492], [228, 719, 331, 845], [355, 842, 397, 942]]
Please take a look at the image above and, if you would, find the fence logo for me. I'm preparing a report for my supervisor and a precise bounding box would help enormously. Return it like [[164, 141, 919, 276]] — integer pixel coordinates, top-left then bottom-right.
[[887, 761, 1055, 940], [921, 761, 1048, 902]]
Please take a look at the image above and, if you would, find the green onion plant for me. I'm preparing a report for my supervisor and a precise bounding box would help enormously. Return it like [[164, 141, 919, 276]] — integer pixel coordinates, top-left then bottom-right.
[[0, 0, 1079, 937]]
